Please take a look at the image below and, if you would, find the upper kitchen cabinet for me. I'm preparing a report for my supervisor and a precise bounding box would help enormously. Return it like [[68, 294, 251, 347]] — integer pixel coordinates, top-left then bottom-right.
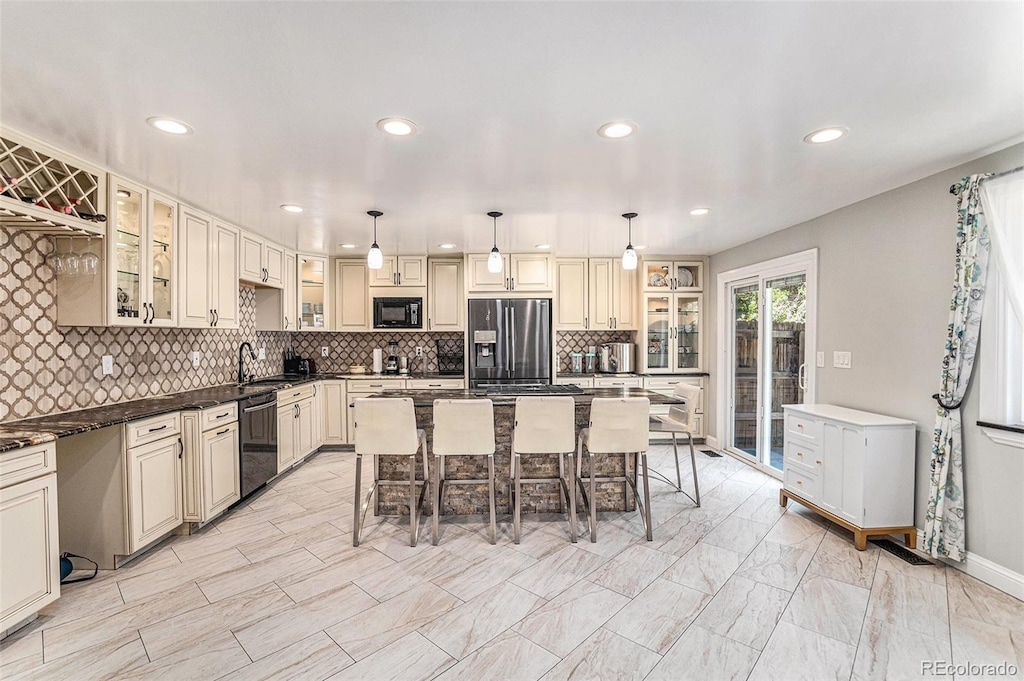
[[177, 211, 239, 329], [427, 258, 463, 331], [299, 255, 329, 330], [107, 177, 177, 326], [589, 258, 637, 330], [369, 256, 427, 287], [335, 259, 370, 330], [642, 291, 704, 373], [642, 259, 704, 292], [239, 231, 284, 288], [253, 248, 297, 331], [283, 250, 297, 331], [555, 258, 588, 330], [466, 253, 553, 294]]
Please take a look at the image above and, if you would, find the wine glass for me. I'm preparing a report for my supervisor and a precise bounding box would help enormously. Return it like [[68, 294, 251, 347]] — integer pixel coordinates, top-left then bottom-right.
[[64, 249, 80, 276], [80, 237, 100, 276], [46, 242, 65, 275]]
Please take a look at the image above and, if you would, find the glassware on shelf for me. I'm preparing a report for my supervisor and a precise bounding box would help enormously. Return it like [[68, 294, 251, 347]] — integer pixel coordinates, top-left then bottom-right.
[[64, 250, 80, 276], [46, 244, 65, 274], [80, 237, 99, 276]]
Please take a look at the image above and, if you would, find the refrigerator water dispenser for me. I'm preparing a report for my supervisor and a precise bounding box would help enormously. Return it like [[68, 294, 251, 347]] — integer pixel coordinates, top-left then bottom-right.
[[474, 329, 498, 368]]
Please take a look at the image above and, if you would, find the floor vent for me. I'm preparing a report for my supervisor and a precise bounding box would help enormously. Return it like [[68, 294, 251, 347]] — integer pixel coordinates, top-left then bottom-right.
[[870, 539, 934, 565], [701, 449, 723, 458]]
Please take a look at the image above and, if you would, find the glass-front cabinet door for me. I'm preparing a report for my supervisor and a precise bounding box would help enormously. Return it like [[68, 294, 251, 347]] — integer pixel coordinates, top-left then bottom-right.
[[642, 260, 703, 291], [110, 177, 145, 324], [644, 295, 671, 370], [148, 193, 177, 326], [299, 256, 329, 330], [642, 292, 703, 373], [675, 294, 702, 370]]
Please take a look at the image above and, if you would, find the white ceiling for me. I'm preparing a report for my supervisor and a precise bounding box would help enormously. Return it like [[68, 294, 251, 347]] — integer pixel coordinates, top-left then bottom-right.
[[2, 2, 1021, 257]]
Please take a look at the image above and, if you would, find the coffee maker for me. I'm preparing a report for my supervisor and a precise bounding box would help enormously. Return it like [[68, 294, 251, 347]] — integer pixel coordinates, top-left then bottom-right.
[[384, 340, 400, 375]]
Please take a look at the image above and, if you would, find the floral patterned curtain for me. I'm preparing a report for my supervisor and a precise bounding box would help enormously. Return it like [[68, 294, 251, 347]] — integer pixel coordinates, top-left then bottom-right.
[[923, 174, 991, 562]]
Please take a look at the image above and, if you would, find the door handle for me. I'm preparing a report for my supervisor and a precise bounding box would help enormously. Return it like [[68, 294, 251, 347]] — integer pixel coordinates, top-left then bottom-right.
[[511, 277, 515, 290], [505, 307, 512, 373], [284, 316, 289, 329], [398, 273, 401, 285], [799, 363, 807, 391], [428, 318, 432, 330], [177, 437, 183, 459], [609, 317, 612, 328], [510, 310, 516, 376], [584, 316, 588, 329], [210, 309, 215, 326], [214, 309, 219, 326]]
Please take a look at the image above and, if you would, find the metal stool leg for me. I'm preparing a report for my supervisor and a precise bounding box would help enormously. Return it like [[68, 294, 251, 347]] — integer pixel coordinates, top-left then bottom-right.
[[487, 453, 497, 545], [641, 450, 653, 541], [432, 453, 441, 545], [513, 452, 522, 544], [408, 452, 417, 547], [688, 432, 701, 507], [672, 433, 682, 489], [589, 451, 597, 543], [352, 453, 364, 546]]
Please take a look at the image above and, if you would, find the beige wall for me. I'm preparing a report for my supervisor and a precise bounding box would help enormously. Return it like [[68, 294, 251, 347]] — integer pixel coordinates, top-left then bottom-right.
[[707, 143, 1024, 574]]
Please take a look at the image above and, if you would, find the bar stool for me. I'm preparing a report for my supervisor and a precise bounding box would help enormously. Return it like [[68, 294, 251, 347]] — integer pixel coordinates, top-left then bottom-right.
[[510, 397, 578, 544], [575, 397, 653, 542], [352, 398, 429, 548], [431, 399, 497, 545], [647, 382, 701, 507]]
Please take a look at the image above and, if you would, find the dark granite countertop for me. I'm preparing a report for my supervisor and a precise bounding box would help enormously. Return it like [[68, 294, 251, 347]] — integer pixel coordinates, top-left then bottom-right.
[[362, 388, 682, 408], [557, 372, 711, 378], [0, 372, 464, 453]]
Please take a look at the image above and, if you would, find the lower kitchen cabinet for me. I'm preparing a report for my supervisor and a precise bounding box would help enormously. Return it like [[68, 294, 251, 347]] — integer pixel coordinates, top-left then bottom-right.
[[345, 379, 408, 445], [311, 382, 324, 450], [127, 432, 184, 551], [0, 443, 59, 633], [181, 405, 240, 524], [644, 375, 706, 440], [278, 384, 316, 472], [322, 380, 348, 445]]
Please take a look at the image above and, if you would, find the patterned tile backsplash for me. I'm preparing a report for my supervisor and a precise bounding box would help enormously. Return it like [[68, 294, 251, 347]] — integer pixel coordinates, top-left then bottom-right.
[[555, 330, 635, 371], [290, 331, 463, 374]]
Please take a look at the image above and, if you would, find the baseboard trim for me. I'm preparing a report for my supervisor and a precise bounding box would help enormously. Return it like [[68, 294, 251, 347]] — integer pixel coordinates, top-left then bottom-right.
[[705, 435, 721, 450], [915, 530, 1024, 601]]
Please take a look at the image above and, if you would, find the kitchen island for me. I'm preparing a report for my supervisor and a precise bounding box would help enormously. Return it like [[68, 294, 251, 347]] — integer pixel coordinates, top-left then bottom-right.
[[366, 388, 682, 516]]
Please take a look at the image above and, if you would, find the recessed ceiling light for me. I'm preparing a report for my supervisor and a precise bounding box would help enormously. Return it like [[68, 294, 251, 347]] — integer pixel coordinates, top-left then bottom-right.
[[597, 121, 637, 139], [803, 127, 848, 144], [689, 207, 710, 216], [280, 204, 303, 213], [377, 118, 418, 136], [339, 244, 358, 249], [535, 244, 552, 250], [146, 117, 193, 135], [438, 243, 457, 249]]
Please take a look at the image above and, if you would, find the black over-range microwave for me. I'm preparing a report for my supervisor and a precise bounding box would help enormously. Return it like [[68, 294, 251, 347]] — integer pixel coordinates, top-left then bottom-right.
[[373, 297, 422, 329]]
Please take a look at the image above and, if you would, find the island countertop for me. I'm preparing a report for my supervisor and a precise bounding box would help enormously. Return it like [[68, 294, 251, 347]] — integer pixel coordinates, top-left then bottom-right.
[[360, 387, 682, 407]]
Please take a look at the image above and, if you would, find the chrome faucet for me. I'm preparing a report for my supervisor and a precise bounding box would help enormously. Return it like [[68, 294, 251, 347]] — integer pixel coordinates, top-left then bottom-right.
[[238, 341, 257, 384]]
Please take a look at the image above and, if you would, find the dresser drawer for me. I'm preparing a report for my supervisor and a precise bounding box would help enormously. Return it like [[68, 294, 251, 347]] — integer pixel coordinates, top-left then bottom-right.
[[784, 438, 822, 473], [277, 384, 315, 406], [555, 377, 594, 388], [201, 403, 238, 430], [406, 378, 465, 390], [0, 443, 56, 488], [348, 379, 406, 394], [784, 466, 821, 503], [594, 376, 642, 388], [786, 412, 821, 442], [127, 413, 182, 448]]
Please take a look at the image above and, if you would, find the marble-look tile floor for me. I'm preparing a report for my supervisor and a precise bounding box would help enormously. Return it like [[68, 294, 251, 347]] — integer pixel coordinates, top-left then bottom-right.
[[3, 445, 1022, 680]]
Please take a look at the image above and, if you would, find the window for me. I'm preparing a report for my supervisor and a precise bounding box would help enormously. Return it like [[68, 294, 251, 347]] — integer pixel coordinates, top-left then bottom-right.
[[978, 172, 1024, 447]]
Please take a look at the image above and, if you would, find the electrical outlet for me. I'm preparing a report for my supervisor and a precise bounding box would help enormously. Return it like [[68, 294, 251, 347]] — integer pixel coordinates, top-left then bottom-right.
[[102, 355, 114, 375], [191, 351, 201, 368], [833, 351, 852, 369], [415, 346, 423, 358], [816, 351, 825, 368], [258, 347, 266, 360], [321, 346, 329, 358]]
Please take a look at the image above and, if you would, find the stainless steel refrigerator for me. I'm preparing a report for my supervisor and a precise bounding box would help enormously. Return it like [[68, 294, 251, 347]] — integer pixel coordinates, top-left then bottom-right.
[[468, 298, 552, 387]]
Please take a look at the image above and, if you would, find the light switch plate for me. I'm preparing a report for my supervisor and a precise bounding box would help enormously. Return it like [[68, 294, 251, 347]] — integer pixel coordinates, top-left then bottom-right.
[[321, 346, 329, 357], [816, 351, 825, 368], [258, 347, 266, 360], [191, 351, 201, 368], [101, 355, 113, 375], [833, 351, 852, 369]]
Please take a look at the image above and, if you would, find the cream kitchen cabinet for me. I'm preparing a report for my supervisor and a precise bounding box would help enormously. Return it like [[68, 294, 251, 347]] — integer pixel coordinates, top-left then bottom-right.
[[240, 231, 284, 288], [178, 210, 239, 329], [0, 443, 59, 633], [594, 375, 643, 388], [781, 404, 917, 550], [346, 379, 407, 445], [322, 380, 348, 445], [642, 259, 703, 292], [283, 250, 298, 330], [555, 258, 588, 330], [311, 381, 324, 451], [181, 404, 240, 525], [642, 292, 703, 373], [126, 420, 184, 552], [589, 258, 637, 330], [554, 376, 594, 388], [406, 378, 465, 390], [466, 254, 553, 293], [299, 255, 330, 331], [254, 249, 298, 331], [644, 375, 706, 440], [427, 259, 464, 331], [369, 256, 427, 287], [278, 384, 316, 472], [335, 259, 371, 331]]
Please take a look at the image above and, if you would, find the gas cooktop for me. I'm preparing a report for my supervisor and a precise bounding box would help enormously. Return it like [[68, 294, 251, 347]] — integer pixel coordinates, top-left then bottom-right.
[[474, 384, 585, 396]]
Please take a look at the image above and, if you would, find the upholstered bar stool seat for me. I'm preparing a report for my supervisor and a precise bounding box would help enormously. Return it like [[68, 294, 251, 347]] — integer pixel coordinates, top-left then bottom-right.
[[576, 397, 653, 542], [647, 382, 702, 507], [352, 398, 429, 547], [432, 399, 498, 545], [510, 397, 578, 543]]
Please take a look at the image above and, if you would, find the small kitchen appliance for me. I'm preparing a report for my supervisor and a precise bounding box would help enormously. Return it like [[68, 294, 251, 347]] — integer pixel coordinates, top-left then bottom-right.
[[597, 342, 635, 374], [384, 340, 400, 375], [373, 297, 422, 329]]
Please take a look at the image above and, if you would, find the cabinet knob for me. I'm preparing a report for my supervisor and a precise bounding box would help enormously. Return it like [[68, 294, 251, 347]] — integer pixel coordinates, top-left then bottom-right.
[[797, 451, 803, 456], [815, 460, 822, 465], [796, 480, 802, 485]]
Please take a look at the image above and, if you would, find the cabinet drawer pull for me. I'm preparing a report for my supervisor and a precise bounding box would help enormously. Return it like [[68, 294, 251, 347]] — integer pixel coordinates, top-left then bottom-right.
[[796, 451, 803, 457], [148, 425, 168, 433], [815, 460, 822, 465], [796, 480, 802, 485], [369, 384, 383, 387], [213, 411, 231, 420], [429, 384, 441, 387], [292, 391, 301, 397], [216, 427, 232, 436]]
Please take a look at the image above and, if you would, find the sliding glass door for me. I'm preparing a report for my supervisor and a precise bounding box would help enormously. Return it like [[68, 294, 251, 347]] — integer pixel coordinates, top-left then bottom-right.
[[723, 252, 815, 476]]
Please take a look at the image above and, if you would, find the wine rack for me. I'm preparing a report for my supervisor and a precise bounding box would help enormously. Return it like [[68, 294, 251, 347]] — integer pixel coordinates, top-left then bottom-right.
[[0, 129, 106, 235]]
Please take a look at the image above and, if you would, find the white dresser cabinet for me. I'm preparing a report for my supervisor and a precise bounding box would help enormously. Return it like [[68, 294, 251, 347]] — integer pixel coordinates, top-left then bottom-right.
[[0, 443, 59, 634], [781, 404, 916, 550]]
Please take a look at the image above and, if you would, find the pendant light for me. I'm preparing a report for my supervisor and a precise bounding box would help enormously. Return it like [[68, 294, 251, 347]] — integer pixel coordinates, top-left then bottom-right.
[[487, 211, 503, 273], [621, 212, 638, 270], [366, 210, 384, 270]]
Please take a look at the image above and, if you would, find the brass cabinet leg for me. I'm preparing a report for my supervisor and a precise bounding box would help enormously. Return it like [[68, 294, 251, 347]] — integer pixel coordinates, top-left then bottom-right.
[[779, 490, 789, 508], [905, 531, 917, 549], [854, 531, 867, 551]]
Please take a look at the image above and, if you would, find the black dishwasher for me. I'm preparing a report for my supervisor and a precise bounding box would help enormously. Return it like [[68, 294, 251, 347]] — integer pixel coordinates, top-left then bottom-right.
[[239, 393, 278, 499]]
